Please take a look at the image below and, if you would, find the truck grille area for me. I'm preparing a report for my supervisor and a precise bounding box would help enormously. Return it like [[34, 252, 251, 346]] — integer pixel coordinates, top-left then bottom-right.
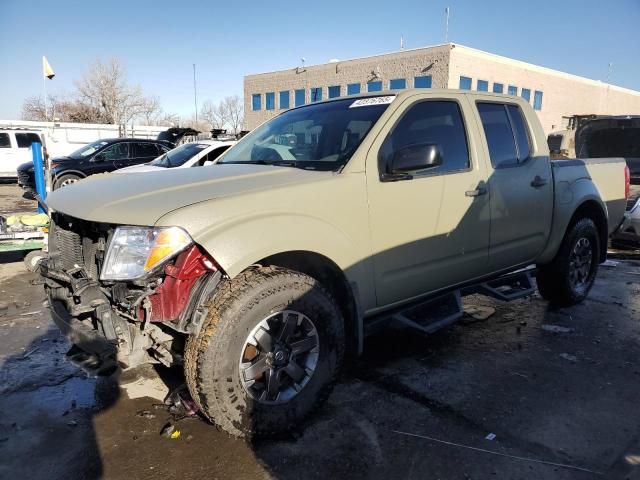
[[49, 213, 110, 280]]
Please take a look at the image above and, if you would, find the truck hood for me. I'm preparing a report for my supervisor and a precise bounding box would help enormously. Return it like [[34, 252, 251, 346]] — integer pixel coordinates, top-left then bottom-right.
[[47, 164, 332, 225]]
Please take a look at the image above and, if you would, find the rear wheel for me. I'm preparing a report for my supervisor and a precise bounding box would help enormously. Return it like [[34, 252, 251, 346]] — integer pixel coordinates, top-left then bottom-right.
[[184, 266, 345, 437], [53, 173, 81, 190], [536, 217, 600, 307]]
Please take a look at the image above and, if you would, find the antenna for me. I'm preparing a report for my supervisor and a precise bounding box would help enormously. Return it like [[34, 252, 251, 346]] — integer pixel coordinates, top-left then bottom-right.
[[445, 7, 450, 43], [607, 62, 613, 83], [400, 35, 405, 50]]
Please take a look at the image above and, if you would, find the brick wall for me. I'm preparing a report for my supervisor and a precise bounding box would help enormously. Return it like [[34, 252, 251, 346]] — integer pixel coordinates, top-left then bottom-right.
[[244, 45, 451, 129]]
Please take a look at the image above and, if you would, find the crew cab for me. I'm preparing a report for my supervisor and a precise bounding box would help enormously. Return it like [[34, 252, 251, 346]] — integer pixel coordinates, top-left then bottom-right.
[[42, 90, 629, 437]]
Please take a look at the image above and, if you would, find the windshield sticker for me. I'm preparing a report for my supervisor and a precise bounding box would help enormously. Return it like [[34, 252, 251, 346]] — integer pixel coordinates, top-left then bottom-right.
[[349, 96, 395, 108]]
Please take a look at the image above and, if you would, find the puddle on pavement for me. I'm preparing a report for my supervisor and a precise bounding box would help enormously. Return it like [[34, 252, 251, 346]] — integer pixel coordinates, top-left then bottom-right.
[[24, 376, 98, 416]]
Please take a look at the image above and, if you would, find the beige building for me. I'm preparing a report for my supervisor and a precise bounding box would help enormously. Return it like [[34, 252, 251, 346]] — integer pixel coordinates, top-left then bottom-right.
[[244, 43, 640, 133]]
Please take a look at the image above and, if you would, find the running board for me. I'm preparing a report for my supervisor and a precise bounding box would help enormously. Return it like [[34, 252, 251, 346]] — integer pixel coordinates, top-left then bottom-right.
[[364, 291, 463, 336], [363, 269, 536, 337], [471, 271, 535, 301]]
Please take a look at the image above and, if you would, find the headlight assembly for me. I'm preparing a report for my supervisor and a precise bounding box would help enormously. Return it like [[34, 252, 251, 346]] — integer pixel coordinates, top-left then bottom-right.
[[100, 226, 192, 281]]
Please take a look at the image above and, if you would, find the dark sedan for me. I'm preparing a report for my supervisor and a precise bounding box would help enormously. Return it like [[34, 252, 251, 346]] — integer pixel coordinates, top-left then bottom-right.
[[18, 138, 171, 190]]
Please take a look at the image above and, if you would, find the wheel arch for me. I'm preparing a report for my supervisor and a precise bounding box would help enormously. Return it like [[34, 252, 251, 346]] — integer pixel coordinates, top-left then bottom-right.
[[568, 200, 608, 263], [257, 250, 363, 356]]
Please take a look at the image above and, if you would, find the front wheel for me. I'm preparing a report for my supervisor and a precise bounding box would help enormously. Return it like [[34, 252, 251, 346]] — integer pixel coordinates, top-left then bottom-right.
[[184, 266, 345, 437], [53, 173, 82, 190], [536, 217, 600, 307]]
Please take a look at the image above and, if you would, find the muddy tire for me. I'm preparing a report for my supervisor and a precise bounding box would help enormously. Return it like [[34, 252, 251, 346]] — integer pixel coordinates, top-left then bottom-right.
[[24, 250, 45, 272], [53, 173, 81, 190], [536, 217, 600, 307], [184, 266, 345, 437]]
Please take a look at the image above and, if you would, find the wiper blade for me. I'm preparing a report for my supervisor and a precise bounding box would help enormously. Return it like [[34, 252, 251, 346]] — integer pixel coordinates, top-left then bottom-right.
[[221, 160, 311, 169]]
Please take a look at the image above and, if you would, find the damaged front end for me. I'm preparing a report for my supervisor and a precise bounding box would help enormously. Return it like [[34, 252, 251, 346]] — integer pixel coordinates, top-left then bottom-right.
[[41, 213, 220, 375]]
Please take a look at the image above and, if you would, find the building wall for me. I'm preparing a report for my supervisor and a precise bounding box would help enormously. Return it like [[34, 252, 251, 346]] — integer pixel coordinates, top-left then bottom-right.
[[244, 44, 451, 129], [448, 45, 640, 133], [244, 43, 640, 134]]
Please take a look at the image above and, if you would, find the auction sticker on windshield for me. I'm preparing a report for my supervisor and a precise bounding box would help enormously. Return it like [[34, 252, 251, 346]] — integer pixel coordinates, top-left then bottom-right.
[[350, 96, 395, 108]]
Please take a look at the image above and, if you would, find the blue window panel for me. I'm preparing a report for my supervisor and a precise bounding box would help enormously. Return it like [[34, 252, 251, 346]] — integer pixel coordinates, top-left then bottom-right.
[[310, 87, 323, 102], [414, 75, 432, 88], [533, 90, 543, 111], [508, 85, 518, 96], [367, 81, 382, 92], [279, 90, 290, 110], [521, 88, 531, 102], [295, 89, 305, 107], [459, 76, 472, 90], [252, 94, 261, 111], [265, 92, 275, 110], [389, 78, 406, 90], [347, 83, 361, 95], [328, 85, 341, 98], [477, 80, 489, 92], [493, 82, 504, 94]]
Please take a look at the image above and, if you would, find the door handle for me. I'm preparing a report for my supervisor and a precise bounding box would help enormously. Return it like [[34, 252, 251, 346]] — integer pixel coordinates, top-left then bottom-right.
[[531, 176, 548, 188], [465, 187, 487, 197]]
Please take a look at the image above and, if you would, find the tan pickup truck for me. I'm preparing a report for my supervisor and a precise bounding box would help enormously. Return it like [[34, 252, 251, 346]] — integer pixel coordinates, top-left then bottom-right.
[[43, 90, 629, 437]]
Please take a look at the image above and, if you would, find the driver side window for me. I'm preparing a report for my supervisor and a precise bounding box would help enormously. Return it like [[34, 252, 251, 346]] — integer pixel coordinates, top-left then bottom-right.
[[379, 100, 470, 176], [99, 143, 129, 160]]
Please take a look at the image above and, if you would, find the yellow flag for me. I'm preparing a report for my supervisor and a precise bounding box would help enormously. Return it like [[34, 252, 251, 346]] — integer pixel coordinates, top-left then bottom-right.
[[42, 56, 55, 80]]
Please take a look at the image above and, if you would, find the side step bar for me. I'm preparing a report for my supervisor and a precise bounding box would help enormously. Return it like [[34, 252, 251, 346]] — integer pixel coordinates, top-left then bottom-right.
[[364, 270, 536, 337]]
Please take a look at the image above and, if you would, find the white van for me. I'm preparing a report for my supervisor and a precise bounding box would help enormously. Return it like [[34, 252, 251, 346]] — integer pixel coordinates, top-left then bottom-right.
[[0, 129, 43, 179]]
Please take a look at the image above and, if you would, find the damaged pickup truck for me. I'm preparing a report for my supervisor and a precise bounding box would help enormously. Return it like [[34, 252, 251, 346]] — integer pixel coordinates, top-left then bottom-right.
[[42, 90, 629, 437]]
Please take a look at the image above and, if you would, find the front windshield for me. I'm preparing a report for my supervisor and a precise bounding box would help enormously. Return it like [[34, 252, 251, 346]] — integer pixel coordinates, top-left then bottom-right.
[[68, 140, 110, 159], [219, 96, 394, 170], [150, 142, 210, 168]]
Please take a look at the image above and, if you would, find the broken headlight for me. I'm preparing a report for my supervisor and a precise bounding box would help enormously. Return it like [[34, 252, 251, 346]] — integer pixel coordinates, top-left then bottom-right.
[[100, 226, 192, 281]]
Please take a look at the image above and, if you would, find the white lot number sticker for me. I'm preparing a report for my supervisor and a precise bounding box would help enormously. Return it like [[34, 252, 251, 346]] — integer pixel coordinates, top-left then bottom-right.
[[350, 96, 396, 108]]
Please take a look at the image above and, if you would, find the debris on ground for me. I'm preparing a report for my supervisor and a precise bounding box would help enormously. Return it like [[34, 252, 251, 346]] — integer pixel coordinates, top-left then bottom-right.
[[21, 347, 39, 358], [541, 325, 575, 334], [160, 422, 181, 439], [559, 353, 578, 362], [164, 384, 199, 418], [67, 420, 78, 427], [602, 260, 620, 268], [462, 305, 496, 323], [136, 410, 156, 420], [485, 433, 496, 441]]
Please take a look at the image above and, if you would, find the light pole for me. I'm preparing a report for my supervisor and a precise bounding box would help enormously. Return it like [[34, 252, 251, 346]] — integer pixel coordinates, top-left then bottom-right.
[[193, 63, 198, 123]]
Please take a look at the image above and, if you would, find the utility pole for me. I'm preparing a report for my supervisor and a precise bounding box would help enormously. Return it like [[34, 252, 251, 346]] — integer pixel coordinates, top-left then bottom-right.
[[445, 7, 450, 43], [193, 63, 198, 123]]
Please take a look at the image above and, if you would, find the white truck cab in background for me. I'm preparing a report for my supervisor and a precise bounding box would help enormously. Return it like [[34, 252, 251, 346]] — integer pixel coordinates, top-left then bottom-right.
[[0, 129, 43, 179]]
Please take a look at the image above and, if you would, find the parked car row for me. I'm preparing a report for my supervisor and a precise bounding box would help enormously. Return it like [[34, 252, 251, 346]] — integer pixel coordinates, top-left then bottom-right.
[[11, 132, 235, 192]]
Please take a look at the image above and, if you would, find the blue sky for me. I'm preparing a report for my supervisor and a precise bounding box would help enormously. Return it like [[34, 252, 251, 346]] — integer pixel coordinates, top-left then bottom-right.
[[1, 0, 638, 120]]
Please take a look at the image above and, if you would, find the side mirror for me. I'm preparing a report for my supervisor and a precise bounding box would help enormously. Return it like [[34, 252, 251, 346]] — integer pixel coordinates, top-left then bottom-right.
[[92, 154, 106, 162], [391, 143, 443, 174]]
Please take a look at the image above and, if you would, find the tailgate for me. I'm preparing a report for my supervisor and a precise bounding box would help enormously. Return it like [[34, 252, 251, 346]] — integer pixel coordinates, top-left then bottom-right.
[[583, 158, 628, 233]]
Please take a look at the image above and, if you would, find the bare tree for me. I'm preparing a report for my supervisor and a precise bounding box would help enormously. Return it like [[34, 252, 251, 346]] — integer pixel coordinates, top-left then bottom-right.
[[138, 95, 164, 125], [156, 112, 180, 127], [21, 96, 48, 121], [222, 95, 244, 134], [21, 94, 107, 123], [200, 100, 227, 129], [75, 58, 148, 127]]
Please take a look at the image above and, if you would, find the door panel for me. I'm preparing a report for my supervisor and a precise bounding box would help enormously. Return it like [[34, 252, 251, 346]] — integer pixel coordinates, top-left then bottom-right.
[[476, 101, 553, 270], [366, 96, 491, 307], [125, 142, 162, 168], [98, 143, 129, 172]]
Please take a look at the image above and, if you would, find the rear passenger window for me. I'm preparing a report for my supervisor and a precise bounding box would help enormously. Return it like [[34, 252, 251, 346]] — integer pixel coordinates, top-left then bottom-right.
[[15, 133, 41, 148], [134, 143, 161, 158], [477, 102, 527, 168], [506, 105, 531, 160], [0, 133, 10, 148], [379, 101, 470, 175]]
